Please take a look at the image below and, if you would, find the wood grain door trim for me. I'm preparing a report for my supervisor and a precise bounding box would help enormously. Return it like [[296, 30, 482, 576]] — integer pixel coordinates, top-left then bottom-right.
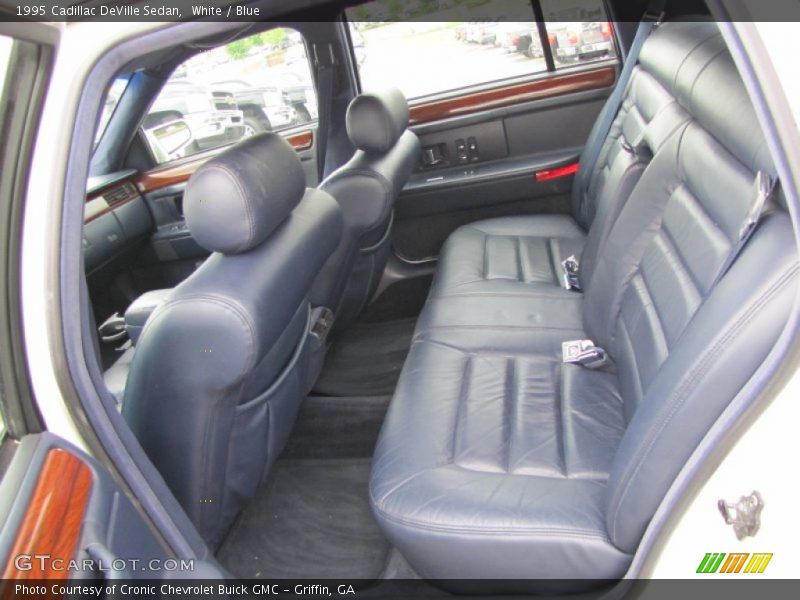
[[1, 449, 93, 580], [134, 68, 612, 194], [408, 66, 616, 125], [136, 129, 315, 194]]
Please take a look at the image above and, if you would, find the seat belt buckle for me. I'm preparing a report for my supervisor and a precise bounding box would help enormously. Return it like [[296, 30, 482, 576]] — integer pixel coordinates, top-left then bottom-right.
[[561, 255, 582, 291], [562, 339, 608, 369]]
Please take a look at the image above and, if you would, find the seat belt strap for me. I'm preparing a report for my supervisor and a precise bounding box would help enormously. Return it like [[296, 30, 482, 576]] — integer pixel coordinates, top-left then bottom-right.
[[572, 0, 665, 219], [712, 171, 776, 288], [313, 42, 336, 182]]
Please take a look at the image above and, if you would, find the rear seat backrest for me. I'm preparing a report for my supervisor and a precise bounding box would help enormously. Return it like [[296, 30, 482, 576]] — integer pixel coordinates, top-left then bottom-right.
[[578, 32, 798, 551], [577, 22, 718, 288]]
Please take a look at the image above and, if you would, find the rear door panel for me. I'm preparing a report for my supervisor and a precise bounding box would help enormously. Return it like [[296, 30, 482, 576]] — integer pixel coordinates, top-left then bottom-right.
[[394, 68, 614, 262]]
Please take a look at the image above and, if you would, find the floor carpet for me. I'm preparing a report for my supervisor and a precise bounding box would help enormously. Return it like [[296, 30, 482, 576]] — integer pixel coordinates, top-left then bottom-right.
[[312, 318, 416, 397], [217, 458, 390, 580], [282, 395, 391, 459], [218, 282, 432, 581]]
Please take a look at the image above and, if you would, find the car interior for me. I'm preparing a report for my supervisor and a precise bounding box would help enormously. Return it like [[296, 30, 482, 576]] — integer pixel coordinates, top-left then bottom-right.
[[77, 0, 799, 592]]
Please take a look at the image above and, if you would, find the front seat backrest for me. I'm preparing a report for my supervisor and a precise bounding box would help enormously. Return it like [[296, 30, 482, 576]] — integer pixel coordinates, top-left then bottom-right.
[[312, 87, 420, 328], [123, 133, 342, 547]]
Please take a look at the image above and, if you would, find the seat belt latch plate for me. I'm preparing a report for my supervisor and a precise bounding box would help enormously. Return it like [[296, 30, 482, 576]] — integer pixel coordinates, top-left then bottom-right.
[[563, 339, 607, 369]]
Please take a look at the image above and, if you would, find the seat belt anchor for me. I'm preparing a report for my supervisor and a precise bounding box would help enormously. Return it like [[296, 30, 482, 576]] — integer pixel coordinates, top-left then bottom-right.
[[562, 339, 608, 369], [642, 10, 665, 24], [312, 42, 337, 69], [740, 171, 775, 240]]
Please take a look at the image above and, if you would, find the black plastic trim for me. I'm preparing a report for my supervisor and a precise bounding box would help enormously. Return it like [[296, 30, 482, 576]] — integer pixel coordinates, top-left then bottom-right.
[[404, 149, 580, 194], [0, 37, 52, 438]]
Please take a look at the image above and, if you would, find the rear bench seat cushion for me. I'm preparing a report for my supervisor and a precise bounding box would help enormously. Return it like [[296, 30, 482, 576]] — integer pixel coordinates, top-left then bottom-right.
[[370, 328, 630, 586]]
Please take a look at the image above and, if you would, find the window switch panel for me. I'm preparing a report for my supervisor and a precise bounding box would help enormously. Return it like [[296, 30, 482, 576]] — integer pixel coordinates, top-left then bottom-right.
[[467, 136, 479, 161], [455, 139, 468, 163]]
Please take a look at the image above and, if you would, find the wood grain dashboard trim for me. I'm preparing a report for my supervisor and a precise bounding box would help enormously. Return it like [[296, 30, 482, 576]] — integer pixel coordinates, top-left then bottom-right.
[[85, 181, 142, 223], [1, 448, 93, 580], [408, 66, 616, 125], [135, 129, 315, 194]]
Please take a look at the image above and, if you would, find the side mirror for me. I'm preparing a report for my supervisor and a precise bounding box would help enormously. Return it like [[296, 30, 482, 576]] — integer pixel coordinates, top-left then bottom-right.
[[142, 113, 194, 162]]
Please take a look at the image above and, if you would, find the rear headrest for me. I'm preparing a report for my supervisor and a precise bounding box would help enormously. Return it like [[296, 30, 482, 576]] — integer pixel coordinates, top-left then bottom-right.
[[681, 49, 773, 174], [638, 21, 720, 92], [346, 88, 410, 154], [184, 133, 305, 255], [640, 21, 772, 174]]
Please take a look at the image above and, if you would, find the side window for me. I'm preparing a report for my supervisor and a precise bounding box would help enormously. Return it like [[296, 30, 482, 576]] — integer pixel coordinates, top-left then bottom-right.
[[143, 27, 317, 165], [346, 0, 617, 101], [541, 0, 617, 68]]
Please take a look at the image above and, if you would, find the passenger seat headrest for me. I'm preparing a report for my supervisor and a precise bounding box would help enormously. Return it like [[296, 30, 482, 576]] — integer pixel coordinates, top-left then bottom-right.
[[346, 87, 410, 154], [184, 133, 305, 255]]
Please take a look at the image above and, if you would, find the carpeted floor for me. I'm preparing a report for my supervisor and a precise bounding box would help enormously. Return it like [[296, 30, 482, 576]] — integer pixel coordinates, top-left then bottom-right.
[[359, 274, 434, 323], [282, 394, 392, 459], [217, 458, 390, 579], [311, 318, 416, 397]]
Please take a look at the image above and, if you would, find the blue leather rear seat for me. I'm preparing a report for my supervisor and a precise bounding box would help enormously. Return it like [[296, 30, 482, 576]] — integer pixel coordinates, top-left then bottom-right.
[[369, 22, 798, 589]]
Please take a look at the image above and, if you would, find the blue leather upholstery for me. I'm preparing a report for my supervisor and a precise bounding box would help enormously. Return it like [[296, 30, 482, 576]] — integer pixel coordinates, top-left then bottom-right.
[[346, 87, 411, 154], [312, 88, 420, 329], [428, 22, 713, 301], [184, 133, 307, 254], [369, 22, 798, 589], [123, 133, 343, 547]]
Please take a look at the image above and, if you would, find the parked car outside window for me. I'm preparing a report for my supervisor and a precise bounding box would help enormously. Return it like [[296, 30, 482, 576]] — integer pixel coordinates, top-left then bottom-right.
[[139, 27, 317, 165], [347, 0, 615, 100]]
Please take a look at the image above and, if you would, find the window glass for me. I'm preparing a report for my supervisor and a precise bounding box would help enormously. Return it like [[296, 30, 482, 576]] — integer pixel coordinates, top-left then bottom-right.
[[347, 0, 616, 100], [144, 28, 317, 165], [347, 0, 547, 100], [541, 0, 616, 68], [95, 77, 130, 147]]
